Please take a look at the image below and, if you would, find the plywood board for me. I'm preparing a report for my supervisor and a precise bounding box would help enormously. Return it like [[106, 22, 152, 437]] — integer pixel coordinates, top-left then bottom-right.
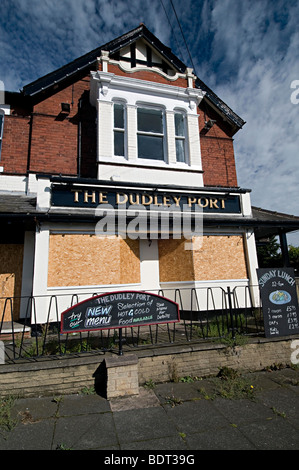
[[0, 244, 24, 321], [158, 235, 248, 283], [192, 235, 248, 281], [48, 234, 140, 287], [158, 239, 194, 282]]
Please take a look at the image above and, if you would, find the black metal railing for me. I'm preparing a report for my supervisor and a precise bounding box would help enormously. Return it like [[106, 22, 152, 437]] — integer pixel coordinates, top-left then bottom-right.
[[0, 286, 264, 363]]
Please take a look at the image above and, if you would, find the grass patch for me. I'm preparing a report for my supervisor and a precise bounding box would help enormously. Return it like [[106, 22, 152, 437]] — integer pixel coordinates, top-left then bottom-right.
[[191, 316, 250, 347], [199, 367, 256, 401], [0, 396, 17, 433], [215, 367, 255, 400]]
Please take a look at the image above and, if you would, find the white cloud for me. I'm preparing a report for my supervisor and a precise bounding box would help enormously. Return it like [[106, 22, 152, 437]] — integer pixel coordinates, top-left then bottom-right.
[[200, 0, 299, 249]]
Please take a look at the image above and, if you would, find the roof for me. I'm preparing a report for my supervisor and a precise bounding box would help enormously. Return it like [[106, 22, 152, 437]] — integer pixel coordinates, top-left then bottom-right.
[[21, 24, 244, 132], [195, 78, 246, 130], [251, 206, 299, 239], [0, 194, 36, 214], [22, 24, 186, 97]]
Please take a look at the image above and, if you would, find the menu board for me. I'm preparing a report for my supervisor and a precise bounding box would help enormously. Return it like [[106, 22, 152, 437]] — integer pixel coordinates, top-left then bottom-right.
[[61, 291, 180, 334], [257, 268, 299, 338]]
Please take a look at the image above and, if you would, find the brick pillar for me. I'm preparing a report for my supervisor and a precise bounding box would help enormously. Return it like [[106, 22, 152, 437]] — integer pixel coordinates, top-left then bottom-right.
[[105, 354, 139, 399]]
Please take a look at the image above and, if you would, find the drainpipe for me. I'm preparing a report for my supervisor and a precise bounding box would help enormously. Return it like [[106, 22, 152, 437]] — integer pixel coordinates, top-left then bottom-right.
[[77, 99, 82, 177]]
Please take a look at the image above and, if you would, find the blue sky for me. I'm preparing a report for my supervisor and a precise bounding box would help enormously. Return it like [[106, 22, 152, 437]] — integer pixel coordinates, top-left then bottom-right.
[[0, 0, 298, 244]]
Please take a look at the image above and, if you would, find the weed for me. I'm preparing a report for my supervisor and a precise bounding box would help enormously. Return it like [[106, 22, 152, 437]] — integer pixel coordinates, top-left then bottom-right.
[[165, 394, 183, 407], [179, 375, 196, 383], [80, 386, 95, 395], [168, 359, 180, 383], [0, 395, 17, 432], [271, 407, 286, 418], [191, 315, 250, 342], [198, 367, 256, 401], [217, 366, 239, 380], [198, 387, 213, 400], [264, 363, 285, 372], [219, 333, 249, 347], [215, 367, 255, 400], [56, 443, 73, 450], [52, 396, 63, 404], [144, 379, 156, 389]]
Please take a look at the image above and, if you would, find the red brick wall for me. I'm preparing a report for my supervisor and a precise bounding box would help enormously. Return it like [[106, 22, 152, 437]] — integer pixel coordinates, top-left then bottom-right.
[[198, 104, 238, 187], [29, 114, 78, 175], [28, 75, 94, 176], [1, 76, 96, 177], [1, 114, 30, 174]]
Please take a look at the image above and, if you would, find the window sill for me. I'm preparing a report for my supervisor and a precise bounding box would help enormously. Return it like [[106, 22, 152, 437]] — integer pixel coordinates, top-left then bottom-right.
[[98, 157, 203, 173]]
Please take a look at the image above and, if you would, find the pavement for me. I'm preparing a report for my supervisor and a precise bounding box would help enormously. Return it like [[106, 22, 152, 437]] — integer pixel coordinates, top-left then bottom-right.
[[0, 367, 299, 452]]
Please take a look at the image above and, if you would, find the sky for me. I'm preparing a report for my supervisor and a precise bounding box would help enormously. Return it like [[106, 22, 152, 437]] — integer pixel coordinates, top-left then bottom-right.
[[0, 0, 298, 245]]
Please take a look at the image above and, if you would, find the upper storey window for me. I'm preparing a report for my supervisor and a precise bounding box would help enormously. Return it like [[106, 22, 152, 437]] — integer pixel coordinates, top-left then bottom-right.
[[113, 103, 125, 157], [137, 107, 165, 161], [175, 112, 187, 163]]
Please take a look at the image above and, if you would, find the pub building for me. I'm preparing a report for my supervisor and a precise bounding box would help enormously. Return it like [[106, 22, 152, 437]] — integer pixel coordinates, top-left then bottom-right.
[[0, 24, 299, 329]]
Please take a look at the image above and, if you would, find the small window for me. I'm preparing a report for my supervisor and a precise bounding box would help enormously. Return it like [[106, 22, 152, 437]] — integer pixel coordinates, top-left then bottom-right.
[[0, 112, 3, 158], [113, 103, 125, 156], [175, 112, 186, 163], [137, 107, 164, 161]]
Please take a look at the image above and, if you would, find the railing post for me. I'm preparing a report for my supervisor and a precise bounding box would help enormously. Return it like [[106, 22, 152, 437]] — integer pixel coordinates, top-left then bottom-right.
[[227, 287, 235, 340]]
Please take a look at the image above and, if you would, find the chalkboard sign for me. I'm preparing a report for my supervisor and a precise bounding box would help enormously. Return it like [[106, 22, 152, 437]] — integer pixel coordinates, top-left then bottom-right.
[[257, 268, 299, 338], [60, 291, 180, 334]]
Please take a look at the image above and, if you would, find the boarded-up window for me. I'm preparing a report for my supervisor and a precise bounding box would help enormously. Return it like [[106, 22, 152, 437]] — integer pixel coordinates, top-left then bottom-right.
[[0, 244, 24, 321], [159, 236, 247, 282], [48, 234, 140, 287], [192, 235, 247, 281], [158, 239, 194, 282]]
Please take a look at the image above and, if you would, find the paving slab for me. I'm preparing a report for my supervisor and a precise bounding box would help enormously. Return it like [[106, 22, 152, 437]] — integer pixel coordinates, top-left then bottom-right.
[[237, 417, 299, 450], [162, 399, 229, 434], [113, 406, 179, 446], [53, 412, 118, 450], [211, 397, 274, 425], [58, 393, 111, 416], [0, 418, 55, 450], [109, 387, 160, 412], [184, 426, 256, 450], [0, 368, 299, 451]]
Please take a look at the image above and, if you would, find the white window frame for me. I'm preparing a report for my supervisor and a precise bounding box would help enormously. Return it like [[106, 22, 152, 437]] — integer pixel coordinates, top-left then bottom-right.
[[113, 101, 127, 158], [136, 105, 167, 162], [174, 110, 188, 164]]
